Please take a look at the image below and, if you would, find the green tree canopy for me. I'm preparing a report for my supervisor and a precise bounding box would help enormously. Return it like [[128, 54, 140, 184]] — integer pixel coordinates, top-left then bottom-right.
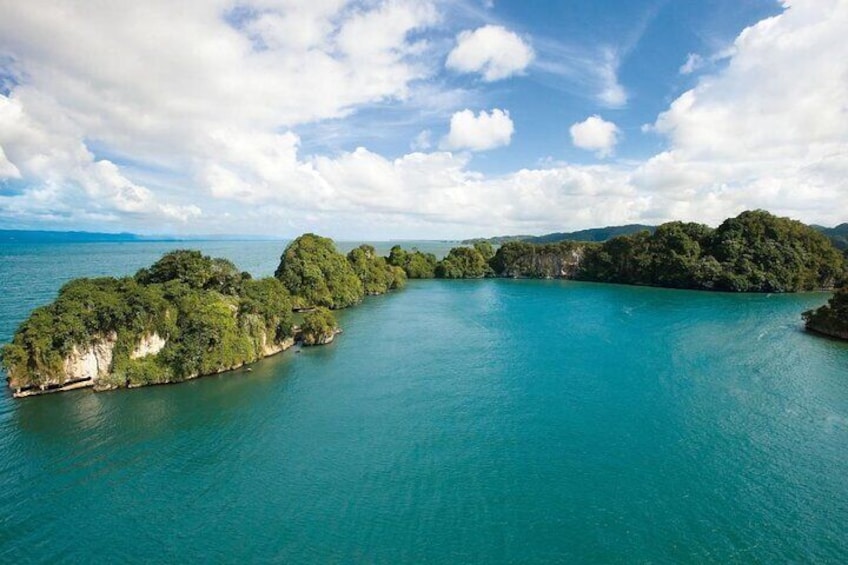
[[136, 250, 247, 294], [347, 244, 406, 295], [300, 307, 339, 346], [436, 246, 491, 279], [387, 245, 438, 279], [274, 234, 364, 309], [804, 287, 848, 340]]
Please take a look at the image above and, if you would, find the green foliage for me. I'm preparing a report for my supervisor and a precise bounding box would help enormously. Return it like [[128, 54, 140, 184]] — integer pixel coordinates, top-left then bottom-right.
[[707, 210, 844, 292], [136, 250, 247, 294], [472, 241, 495, 261], [3, 252, 295, 391], [577, 211, 846, 292], [436, 246, 491, 279], [803, 287, 848, 340], [387, 245, 437, 279], [240, 278, 294, 341], [274, 234, 364, 309], [347, 245, 405, 295], [300, 308, 338, 346]]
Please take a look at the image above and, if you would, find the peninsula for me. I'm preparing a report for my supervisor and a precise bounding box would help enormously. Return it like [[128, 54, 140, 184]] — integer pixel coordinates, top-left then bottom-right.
[[3, 210, 847, 397]]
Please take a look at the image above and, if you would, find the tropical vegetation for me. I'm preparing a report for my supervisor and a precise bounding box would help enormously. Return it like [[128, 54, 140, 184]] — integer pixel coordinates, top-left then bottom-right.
[[300, 308, 340, 346], [804, 287, 848, 340], [2, 250, 294, 392]]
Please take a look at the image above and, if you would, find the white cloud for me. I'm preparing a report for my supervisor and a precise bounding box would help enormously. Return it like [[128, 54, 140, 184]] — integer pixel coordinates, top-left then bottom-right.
[[0, 145, 21, 179], [532, 40, 628, 108], [570, 115, 620, 158], [0, 92, 201, 226], [636, 0, 848, 225], [596, 49, 628, 108], [0, 0, 442, 227], [679, 53, 704, 75], [446, 25, 534, 81], [411, 130, 432, 151], [441, 109, 514, 151], [1, 0, 847, 238]]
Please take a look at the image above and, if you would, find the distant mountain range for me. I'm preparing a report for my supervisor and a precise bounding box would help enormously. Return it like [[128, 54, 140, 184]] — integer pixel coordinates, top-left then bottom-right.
[[0, 230, 147, 243], [463, 224, 657, 245], [3, 223, 847, 250], [0, 230, 282, 243], [465, 222, 848, 251], [812, 224, 848, 252]]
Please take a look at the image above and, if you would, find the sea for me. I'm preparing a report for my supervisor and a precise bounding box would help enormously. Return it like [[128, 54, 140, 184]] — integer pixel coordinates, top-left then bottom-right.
[[0, 240, 846, 563]]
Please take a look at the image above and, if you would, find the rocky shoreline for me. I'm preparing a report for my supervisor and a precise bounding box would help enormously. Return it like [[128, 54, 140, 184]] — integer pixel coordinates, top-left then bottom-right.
[[10, 328, 334, 398]]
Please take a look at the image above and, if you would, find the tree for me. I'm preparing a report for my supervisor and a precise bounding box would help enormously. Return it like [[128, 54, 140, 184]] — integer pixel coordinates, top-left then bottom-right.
[[347, 244, 404, 295], [803, 287, 848, 340], [274, 234, 364, 309], [300, 308, 339, 346], [387, 245, 437, 279], [436, 246, 491, 279]]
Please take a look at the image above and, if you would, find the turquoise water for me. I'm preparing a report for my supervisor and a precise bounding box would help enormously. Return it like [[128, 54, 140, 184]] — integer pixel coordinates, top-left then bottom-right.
[[1, 242, 847, 563]]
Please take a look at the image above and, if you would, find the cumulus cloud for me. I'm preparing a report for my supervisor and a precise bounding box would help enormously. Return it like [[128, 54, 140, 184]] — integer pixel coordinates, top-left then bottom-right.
[[0, 0, 441, 228], [636, 0, 848, 225], [1, 0, 847, 238], [570, 115, 620, 158], [0, 145, 20, 179], [446, 25, 534, 81], [441, 109, 514, 152]]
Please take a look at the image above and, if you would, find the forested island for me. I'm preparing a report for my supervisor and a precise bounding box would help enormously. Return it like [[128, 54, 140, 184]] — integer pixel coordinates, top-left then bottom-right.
[[3, 210, 847, 397], [2, 235, 402, 397]]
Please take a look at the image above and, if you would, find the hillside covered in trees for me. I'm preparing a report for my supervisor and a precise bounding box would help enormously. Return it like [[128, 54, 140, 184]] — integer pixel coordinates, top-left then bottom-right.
[[4, 210, 846, 396], [399, 211, 847, 293], [3, 251, 296, 395]]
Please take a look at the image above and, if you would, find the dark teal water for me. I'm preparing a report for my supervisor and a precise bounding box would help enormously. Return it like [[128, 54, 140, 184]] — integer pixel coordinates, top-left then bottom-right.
[[1, 242, 847, 563]]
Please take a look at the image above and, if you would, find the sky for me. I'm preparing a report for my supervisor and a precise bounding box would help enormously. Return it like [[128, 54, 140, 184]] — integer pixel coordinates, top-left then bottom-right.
[[0, 0, 845, 239]]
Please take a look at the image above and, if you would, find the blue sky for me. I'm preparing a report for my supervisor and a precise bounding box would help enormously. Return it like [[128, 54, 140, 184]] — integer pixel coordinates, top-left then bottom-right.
[[0, 0, 844, 239]]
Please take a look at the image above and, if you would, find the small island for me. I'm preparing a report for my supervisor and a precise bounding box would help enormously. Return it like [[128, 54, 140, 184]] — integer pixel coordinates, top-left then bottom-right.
[[3, 210, 847, 397], [804, 288, 848, 341]]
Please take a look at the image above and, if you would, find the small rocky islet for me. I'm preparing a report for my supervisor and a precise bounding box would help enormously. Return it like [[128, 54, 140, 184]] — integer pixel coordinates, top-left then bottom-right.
[[3, 210, 847, 397]]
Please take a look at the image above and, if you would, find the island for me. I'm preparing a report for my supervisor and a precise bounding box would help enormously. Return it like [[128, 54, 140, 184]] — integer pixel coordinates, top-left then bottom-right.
[[3, 210, 847, 397], [804, 288, 848, 340], [2, 234, 403, 397]]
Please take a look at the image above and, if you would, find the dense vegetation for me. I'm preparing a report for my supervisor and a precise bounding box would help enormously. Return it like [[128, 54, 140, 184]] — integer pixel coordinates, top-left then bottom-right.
[[576, 211, 845, 291], [300, 308, 340, 346], [813, 224, 848, 255], [804, 288, 848, 340], [274, 234, 365, 309], [387, 245, 439, 279], [4, 234, 420, 395], [435, 244, 492, 279], [386, 211, 845, 291], [4, 211, 844, 396], [2, 250, 294, 392], [347, 245, 406, 295]]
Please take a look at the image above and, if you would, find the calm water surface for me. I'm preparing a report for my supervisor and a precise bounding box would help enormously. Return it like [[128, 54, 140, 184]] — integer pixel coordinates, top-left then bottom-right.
[[0, 242, 846, 563]]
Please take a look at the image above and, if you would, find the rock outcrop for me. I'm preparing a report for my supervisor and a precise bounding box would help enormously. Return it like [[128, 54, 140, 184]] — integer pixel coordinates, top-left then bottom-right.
[[803, 288, 848, 341], [130, 332, 167, 359], [12, 330, 298, 398]]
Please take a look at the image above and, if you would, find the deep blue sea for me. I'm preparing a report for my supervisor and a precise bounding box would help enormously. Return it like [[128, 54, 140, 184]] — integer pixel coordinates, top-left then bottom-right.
[[1, 241, 847, 563]]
